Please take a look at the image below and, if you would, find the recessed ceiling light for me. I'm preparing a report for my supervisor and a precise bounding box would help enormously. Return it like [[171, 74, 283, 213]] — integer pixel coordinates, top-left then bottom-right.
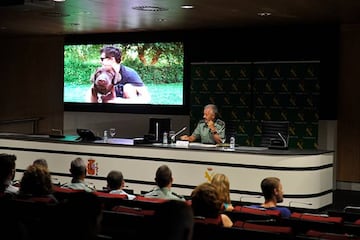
[[181, 5, 194, 9], [257, 12, 271, 17]]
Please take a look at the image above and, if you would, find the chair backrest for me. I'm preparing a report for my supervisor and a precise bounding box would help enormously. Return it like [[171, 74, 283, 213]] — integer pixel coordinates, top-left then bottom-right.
[[227, 206, 282, 222], [234, 220, 293, 234], [305, 230, 356, 240], [112, 205, 156, 216], [286, 212, 344, 235], [135, 195, 168, 203], [94, 191, 128, 199], [342, 219, 360, 237], [100, 209, 151, 239], [328, 209, 360, 223], [225, 120, 237, 143], [260, 120, 289, 148], [16, 196, 57, 204], [111, 195, 168, 211], [52, 185, 85, 202], [194, 215, 222, 225], [93, 191, 128, 210], [291, 212, 343, 224]]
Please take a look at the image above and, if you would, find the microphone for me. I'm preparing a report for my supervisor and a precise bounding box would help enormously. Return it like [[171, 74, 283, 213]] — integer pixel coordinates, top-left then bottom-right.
[[277, 132, 288, 148], [239, 195, 262, 202], [155, 122, 159, 141], [171, 126, 187, 141], [288, 201, 312, 207], [344, 206, 360, 212]]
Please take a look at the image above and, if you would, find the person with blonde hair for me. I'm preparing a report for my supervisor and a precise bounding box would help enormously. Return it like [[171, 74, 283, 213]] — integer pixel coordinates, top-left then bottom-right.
[[211, 173, 234, 211], [191, 182, 233, 228]]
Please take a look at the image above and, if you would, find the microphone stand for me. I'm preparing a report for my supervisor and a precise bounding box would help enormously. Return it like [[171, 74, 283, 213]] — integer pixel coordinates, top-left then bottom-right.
[[277, 132, 288, 148], [171, 127, 187, 142]]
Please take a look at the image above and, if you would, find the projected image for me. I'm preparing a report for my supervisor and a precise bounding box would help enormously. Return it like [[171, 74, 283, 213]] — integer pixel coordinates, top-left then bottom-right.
[[64, 42, 184, 105]]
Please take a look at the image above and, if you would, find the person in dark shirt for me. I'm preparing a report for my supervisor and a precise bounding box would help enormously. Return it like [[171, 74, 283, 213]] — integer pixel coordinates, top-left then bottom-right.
[[0, 153, 19, 196], [153, 200, 194, 240], [100, 45, 151, 103]]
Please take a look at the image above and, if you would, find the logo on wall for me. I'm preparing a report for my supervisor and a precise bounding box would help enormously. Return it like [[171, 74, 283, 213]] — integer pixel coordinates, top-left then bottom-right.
[[87, 158, 98, 176], [204, 167, 215, 182]]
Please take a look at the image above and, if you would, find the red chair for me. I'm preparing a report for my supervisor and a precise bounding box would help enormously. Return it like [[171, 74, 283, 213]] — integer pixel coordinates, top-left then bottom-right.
[[342, 219, 360, 237], [52, 185, 85, 202], [235, 206, 282, 217], [286, 212, 344, 235], [291, 212, 344, 224], [112, 205, 155, 216], [134, 195, 168, 203], [305, 229, 359, 240], [94, 191, 128, 210], [101, 208, 153, 239], [16, 196, 58, 204], [227, 205, 282, 222], [234, 220, 293, 234], [194, 215, 223, 225], [94, 191, 128, 199]]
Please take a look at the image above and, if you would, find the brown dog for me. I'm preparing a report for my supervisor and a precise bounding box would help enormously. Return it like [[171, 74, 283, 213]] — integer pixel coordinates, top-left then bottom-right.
[[88, 66, 122, 103]]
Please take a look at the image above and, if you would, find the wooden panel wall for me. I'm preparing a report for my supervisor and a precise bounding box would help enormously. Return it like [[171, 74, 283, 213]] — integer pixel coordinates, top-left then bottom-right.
[[337, 24, 360, 182], [0, 36, 64, 134]]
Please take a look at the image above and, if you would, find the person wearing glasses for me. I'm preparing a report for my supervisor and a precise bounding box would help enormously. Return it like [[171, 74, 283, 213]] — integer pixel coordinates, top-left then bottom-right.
[[99, 45, 151, 103]]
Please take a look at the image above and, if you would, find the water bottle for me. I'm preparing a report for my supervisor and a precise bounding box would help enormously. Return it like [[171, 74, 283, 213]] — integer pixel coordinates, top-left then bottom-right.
[[163, 132, 168, 144], [230, 136, 235, 149], [103, 130, 108, 143]]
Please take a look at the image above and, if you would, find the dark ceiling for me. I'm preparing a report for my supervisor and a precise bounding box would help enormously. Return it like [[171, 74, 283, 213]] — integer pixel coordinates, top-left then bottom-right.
[[1, 0, 360, 35]]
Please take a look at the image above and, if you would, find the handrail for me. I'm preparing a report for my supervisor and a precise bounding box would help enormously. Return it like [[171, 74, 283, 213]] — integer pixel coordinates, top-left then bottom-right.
[[0, 117, 41, 134]]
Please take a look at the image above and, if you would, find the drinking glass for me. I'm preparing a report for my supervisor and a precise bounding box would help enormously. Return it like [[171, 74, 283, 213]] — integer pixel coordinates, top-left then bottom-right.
[[109, 128, 116, 138]]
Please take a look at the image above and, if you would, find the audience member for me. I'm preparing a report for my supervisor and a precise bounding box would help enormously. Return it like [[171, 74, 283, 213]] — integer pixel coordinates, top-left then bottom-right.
[[33, 158, 61, 185], [180, 104, 225, 144], [249, 177, 291, 218], [144, 164, 185, 201], [0, 153, 19, 196], [33, 158, 48, 169], [55, 191, 103, 240], [190, 182, 233, 227], [106, 170, 136, 200], [61, 157, 95, 192], [18, 164, 58, 202], [153, 200, 194, 240], [211, 173, 234, 211]]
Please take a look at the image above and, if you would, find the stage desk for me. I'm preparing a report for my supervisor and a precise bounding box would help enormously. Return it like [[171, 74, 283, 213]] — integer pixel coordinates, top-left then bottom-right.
[[0, 134, 334, 210]]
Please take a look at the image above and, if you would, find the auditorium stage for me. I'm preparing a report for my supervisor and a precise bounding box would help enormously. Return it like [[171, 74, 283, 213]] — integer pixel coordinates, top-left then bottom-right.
[[0, 134, 334, 210]]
